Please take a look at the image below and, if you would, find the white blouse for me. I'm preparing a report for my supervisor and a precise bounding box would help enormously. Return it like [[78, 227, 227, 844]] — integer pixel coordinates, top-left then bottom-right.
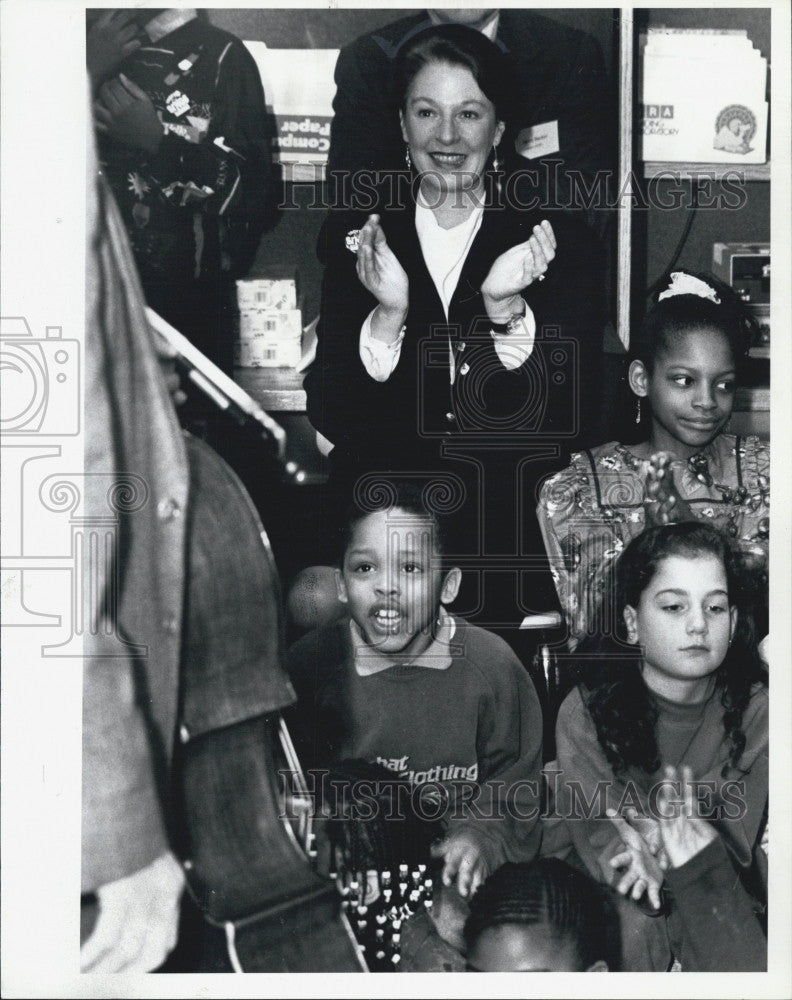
[[359, 200, 536, 382]]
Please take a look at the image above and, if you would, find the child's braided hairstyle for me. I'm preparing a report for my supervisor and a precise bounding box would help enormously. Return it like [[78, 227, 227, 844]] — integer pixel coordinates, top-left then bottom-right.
[[464, 858, 621, 970]]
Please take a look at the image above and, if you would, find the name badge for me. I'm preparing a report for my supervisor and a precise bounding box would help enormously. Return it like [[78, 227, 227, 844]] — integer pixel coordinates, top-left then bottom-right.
[[515, 120, 560, 159]]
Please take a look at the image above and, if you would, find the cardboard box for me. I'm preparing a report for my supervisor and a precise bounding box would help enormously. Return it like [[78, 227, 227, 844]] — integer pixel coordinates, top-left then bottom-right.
[[238, 308, 302, 340], [236, 278, 297, 312], [235, 336, 302, 368], [235, 308, 303, 368]]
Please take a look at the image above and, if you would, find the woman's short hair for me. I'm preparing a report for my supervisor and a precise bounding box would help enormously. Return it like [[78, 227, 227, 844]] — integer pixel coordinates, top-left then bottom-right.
[[393, 23, 514, 122]]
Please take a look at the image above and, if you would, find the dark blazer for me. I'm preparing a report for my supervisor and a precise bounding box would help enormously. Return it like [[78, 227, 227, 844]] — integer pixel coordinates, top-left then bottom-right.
[[305, 184, 604, 466], [327, 10, 614, 204]]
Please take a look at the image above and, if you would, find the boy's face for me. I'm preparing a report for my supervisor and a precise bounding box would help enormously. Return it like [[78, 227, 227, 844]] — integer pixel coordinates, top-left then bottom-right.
[[337, 509, 460, 660]]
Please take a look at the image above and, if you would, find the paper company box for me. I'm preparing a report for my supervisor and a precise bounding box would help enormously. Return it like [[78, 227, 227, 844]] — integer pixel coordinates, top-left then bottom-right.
[[238, 308, 301, 339], [236, 278, 297, 312], [235, 336, 302, 368], [235, 309, 303, 368], [640, 30, 768, 164]]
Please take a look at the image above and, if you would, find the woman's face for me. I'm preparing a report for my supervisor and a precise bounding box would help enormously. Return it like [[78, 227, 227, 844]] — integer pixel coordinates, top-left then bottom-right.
[[400, 60, 505, 199]]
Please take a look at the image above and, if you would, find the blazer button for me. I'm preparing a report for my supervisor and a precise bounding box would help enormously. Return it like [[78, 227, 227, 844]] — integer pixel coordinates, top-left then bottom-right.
[[157, 497, 182, 521], [179, 723, 190, 744], [161, 616, 179, 634], [459, 362, 470, 376], [458, 342, 466, 352], [445, 411, 456, 423]]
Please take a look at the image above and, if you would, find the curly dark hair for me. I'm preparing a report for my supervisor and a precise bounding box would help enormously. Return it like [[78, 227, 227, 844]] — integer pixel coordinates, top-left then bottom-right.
[[464, 859, 622, 971], [632, 269, 759, 381], [573, 522, 766, 777]]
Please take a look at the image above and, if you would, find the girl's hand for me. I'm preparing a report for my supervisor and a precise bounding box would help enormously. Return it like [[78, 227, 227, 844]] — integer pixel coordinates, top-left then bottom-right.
[[430, 828, 497, 899], [644, 452, 696, 525], [606, 808, 664, 910], [481, 220, 556, 322], [657, 765, 718, 870], [356, 214, 409, 319]]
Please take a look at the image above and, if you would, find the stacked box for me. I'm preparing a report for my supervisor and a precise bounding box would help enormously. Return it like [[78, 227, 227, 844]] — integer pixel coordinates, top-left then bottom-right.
[[235, 278, 302, 368], [236, 278, 297, 312]]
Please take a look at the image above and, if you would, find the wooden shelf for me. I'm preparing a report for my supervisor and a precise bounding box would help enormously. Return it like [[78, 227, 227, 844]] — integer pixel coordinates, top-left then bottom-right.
[[235, 366, 306, 412], [643, 161, 771, 182]]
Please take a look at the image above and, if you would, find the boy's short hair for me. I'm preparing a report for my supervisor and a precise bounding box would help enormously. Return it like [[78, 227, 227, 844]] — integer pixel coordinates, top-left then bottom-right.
[[338, 478, 456, 568]]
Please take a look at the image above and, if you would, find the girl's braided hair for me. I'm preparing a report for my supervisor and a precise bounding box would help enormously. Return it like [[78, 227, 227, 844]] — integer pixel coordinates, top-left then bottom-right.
[[322, 758, 443, 883], [464, 859, 622, 970]]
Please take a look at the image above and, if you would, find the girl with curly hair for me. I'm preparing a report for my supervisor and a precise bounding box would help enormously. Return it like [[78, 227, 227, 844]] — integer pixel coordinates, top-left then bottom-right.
[[551, 522, 767, 970]]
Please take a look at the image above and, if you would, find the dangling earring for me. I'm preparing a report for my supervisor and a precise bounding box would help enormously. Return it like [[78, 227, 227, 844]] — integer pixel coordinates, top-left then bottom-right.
[[405, 145, 412, 170], [493, 144, 501, 198], [635, 396, 642, 425]]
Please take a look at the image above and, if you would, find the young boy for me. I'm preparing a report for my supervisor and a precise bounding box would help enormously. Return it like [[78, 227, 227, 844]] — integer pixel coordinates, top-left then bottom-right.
[[285, 483, 543, 899]]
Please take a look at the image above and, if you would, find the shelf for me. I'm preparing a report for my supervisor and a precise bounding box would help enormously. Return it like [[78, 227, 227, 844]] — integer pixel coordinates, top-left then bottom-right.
[[734, 386, 770, 412], [235, 366, 306, 412], [643, 161, 771, 182]]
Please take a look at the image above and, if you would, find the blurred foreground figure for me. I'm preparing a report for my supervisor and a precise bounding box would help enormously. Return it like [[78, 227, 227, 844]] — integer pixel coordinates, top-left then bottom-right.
[[82, 98, 363, 973]]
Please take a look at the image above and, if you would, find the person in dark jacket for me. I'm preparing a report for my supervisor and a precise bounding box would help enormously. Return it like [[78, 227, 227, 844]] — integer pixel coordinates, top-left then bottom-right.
[[306, 25, 604, 627], [88, 8, 274, 370]]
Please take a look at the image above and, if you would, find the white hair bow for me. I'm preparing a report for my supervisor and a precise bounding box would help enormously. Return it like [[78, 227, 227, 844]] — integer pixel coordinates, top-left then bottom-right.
[[658, 272, 721, 304]]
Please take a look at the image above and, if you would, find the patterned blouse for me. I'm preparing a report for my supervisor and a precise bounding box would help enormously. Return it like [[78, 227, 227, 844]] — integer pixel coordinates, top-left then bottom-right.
[[536, 434, 770, 646]]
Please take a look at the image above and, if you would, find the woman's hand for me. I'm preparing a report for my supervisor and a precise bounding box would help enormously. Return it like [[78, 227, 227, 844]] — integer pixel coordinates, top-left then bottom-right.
[[481, 220, 556, 322], [657, 765, 718, 870], [356, 214, 409, 320]]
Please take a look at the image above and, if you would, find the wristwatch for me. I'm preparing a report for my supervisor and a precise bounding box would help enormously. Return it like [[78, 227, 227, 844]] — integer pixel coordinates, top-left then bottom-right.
[[489, 298, 527, 335]]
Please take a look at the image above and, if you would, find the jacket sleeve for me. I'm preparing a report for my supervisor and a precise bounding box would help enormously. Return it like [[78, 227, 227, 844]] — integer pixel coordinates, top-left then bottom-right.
[[448, 642, 544, 865], [305, 210, 380, 448], [552, 31, 614, 182], [554, 686, 632, 883], [82, 166, 172, 891], [665, 835, 766, 971]]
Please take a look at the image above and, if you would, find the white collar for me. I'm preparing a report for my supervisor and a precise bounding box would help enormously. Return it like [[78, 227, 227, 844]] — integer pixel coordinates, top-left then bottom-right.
[[427, 10, 500, 41], [145, 9, 197, 44], [350, 607, 457, 676]]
